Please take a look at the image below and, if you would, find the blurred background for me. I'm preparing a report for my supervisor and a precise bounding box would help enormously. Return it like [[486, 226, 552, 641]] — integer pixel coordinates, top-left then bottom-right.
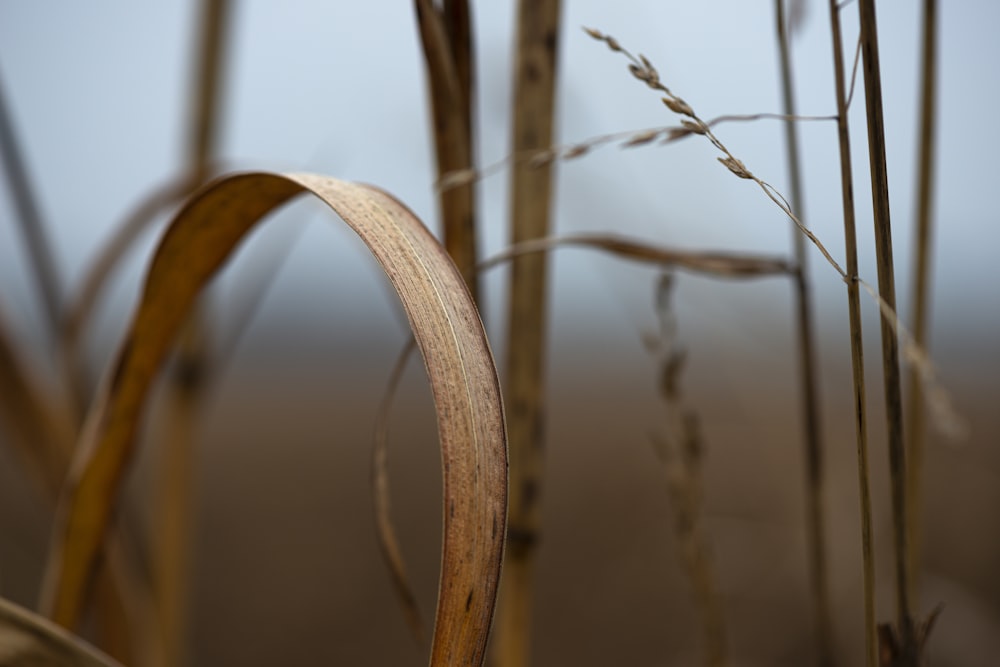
[[1, 1, 998, 665]]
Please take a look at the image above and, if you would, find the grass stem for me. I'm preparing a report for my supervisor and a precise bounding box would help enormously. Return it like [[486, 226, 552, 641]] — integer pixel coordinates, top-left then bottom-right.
[[414, 0, 480, 300], [826, 1, 877, 664], [774, 3, 832, 663], [904, 0, 938, 611], [856, 0, 918, 662]]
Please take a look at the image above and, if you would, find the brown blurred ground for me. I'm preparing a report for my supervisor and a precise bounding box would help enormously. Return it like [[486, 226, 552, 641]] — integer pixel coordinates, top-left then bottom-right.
[[1, 313, 998, 666]]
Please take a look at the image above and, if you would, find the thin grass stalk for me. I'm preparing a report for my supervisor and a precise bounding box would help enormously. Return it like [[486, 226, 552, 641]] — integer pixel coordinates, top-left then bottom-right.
[[414, 0, 480, 300], [1, 59, 140, 664], [774, 4, 831, 664], [904, 0, 938, 610], [152, 2, 231, 665], [492, 1, 561, 665], [0, 66, 62, 339], [856, 0, 917, 662], [826, 1, 877, 665]]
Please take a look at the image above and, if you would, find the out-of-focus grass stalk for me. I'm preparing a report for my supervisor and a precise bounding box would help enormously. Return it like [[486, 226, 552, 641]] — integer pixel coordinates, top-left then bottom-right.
[[414, 0, 480, 300], [856, 0, 918, 663], [773, 3, 831, 664], [826, 1, 876, 664], [491, 1, 561, 665], [905, 0, 938, 611], [0, 66, 62, 341], [152, 2, 232, 666]]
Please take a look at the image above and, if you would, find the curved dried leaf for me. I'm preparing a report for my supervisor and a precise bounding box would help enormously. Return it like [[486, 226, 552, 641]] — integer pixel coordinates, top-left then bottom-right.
[[39, 172, 507, 667], [0, 595, 121, 667]]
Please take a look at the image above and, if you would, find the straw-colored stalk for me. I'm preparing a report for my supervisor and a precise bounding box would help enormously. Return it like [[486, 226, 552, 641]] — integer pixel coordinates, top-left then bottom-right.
[[492, 1, 561, 665], [856, 0, 919, 662], [826, 1, 877, 665], [773, 3, 832, 663], [152, 2, 232, 666], [904, 0, 938, 610]]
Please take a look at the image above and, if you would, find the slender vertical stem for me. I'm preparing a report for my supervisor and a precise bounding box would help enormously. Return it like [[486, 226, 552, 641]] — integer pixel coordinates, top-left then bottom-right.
[[492, 1, 561, 665], [414, 0, 480, 300], [153, 2, 231, 666], [773, 4, 831, 664], [905, 0, 938, 610], [827, 1, 877, 664], [857, 0, 917, 662], [0, 67, 62, 338]]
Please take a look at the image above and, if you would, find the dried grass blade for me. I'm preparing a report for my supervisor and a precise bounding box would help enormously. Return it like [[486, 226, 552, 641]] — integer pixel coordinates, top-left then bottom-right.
[[480, 233, 792, 278], [38, 172, 507, 667], [0, 595, 122, 667]]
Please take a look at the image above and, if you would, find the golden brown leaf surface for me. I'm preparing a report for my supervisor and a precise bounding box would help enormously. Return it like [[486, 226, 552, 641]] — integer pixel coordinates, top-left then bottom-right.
[[39, 172, 507, 666]]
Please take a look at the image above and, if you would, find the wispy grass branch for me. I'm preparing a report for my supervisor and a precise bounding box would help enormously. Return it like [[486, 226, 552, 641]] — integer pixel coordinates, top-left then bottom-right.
[[774, 3, 832, 663]]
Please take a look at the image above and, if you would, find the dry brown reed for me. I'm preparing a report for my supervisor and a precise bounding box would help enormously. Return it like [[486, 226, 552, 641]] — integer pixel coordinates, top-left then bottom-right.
[[904, 0, 939, 613], [414, 0, 480, 300], [774, 3, 832, 662], [153, 2, 233, 665], [826, 0, 877, 663]]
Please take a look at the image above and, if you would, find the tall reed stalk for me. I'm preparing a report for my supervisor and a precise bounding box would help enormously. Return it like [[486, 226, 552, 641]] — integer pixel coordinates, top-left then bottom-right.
[[414, 0, 480, 300], [856, 0, 919, 663], [826, 1, 877, 664], [153, 2, 232, 665], [773, 3, 831, 663], [492, 1, 561, 664], [904, 0, 938, 611]]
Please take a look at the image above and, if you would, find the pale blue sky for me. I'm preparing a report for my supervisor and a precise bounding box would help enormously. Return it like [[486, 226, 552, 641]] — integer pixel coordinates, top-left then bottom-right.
[[1, 1, 998, 355]]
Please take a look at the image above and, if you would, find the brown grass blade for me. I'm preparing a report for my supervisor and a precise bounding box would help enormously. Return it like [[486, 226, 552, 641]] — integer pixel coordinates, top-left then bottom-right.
[[414, 0, 480, 298], [0, 595, 122, 667], [38, 172, 507, 667], [481, 233, 792, 278], [371, 229, 786, 649]]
